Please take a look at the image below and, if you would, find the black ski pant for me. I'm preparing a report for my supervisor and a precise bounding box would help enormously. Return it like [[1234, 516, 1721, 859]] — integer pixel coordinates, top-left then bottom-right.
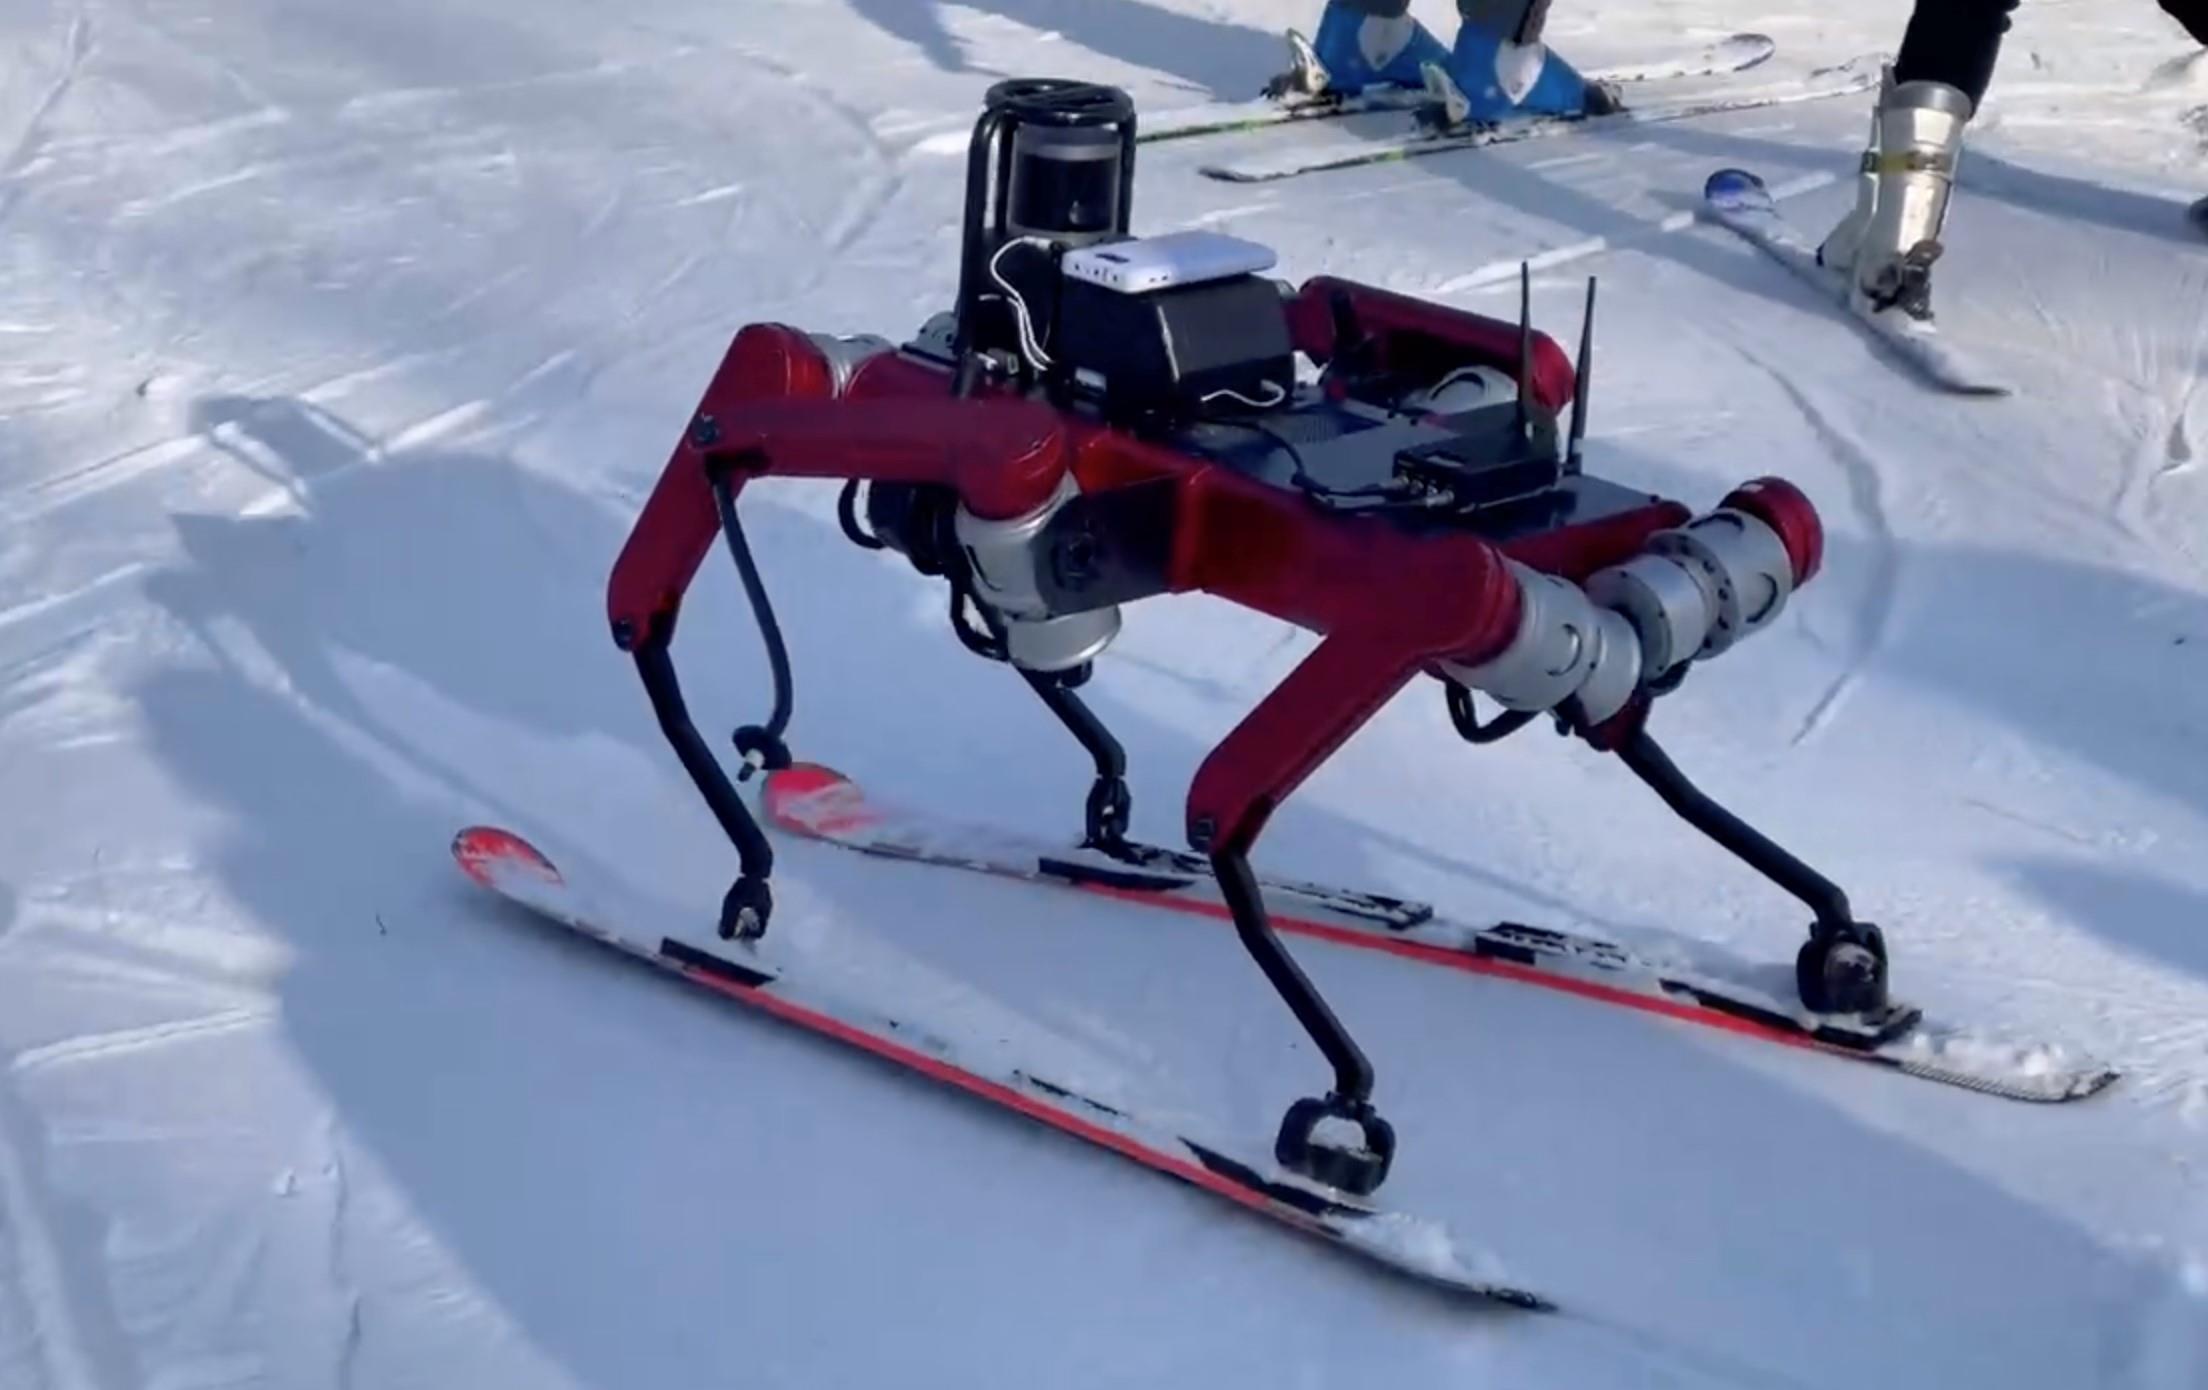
[[1881, 1, 2206, 112], [1337, 0, 1549, 44]]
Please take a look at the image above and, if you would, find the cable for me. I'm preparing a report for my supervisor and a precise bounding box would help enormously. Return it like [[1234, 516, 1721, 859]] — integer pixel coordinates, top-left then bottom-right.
[[710, 472, 795, 775], [837, 479, 885, 549], [1201, 381, 1289, 410], [1202, 413, 1415, 511], [987, 236, 1056, 372]]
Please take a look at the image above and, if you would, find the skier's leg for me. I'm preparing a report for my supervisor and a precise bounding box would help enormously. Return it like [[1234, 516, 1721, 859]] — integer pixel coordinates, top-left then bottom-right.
[[2155, 0, 2208, 46], [1818, 0, 2017, 321], [1306, 0, 1447, 94], [1440, 0, 1606, 120], [1891, 0, 2017, 109], [2159, 2, 2208, 230]]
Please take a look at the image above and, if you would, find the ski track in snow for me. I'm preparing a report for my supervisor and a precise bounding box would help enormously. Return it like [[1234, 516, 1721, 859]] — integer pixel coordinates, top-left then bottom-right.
[[320, 1118, 363, 1390], [1740, 354, 1902, 748], [0, 1075, 100, 1390], [10, 1009, 275, 1078], [2134, 294, 2208, 562], [0, 4, 92, 228]]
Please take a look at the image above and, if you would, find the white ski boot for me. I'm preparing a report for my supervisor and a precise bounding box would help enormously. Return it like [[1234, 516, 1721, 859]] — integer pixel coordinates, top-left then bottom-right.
[[1263, 28, 1331, 100], [1816, 68, 1973, 322]]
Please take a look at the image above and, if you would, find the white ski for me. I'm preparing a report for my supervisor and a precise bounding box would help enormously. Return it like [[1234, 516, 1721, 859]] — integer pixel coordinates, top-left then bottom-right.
[[1136, 30, 1777, 144], [758, 765, 2120, 1106], [1702, 167, 2012, 396], [449, 823, 1557, 1311], [1197, 55, 1881, 184]]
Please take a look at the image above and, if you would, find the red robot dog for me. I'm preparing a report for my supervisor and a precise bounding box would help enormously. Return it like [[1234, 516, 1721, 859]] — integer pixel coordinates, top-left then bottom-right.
[[603, 79, 1888, 1198]]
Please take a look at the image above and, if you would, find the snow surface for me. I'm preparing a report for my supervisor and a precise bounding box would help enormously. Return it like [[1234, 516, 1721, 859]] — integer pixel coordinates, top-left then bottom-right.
[[3, 0, 2207, 1384]]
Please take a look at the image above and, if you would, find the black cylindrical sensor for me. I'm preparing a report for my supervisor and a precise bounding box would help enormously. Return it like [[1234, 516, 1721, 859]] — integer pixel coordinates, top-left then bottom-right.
[[1006, 122, 1122, 246]]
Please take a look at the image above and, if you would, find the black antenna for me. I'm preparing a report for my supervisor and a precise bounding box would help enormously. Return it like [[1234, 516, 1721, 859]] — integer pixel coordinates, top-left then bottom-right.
[[1517, 261, 1533, 423], [1567, 275, 1596, 474]]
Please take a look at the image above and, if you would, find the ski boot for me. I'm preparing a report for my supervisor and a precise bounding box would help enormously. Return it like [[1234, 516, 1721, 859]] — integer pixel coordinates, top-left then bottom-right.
[[1281, 1, 1449, 98], [1419, 6, 1615, 127], [1816, 68, 1973, 322]]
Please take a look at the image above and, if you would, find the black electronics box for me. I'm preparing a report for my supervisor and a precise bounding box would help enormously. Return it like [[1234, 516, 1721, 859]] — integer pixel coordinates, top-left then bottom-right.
[[1393, 404, 1563, 512], [1055, 273, 1295, 426]]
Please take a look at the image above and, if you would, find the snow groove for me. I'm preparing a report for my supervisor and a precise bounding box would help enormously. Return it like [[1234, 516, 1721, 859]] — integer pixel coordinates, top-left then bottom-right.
[[333, 45, 705, 119], [0, 2, 91, 234], [687, 36, 910, 260], [1, 4, 91, 185], [322, 1118, 362, 1390], [2109, 279, 2208, 575], [1742, 357, 1901, 747], [9, 1008, 276, 1076], [0, 565, 148, 639], [2151, 310, 2206, 494], [0, 1075, 102, 1390]]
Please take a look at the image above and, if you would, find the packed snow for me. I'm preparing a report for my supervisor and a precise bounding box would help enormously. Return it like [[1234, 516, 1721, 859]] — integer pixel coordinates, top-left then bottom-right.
[[3, 0, 2206, 1385]]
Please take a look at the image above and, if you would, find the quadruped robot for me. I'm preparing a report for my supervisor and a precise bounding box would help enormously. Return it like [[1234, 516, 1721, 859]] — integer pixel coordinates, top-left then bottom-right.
[[601, 78, 1898, 1197]]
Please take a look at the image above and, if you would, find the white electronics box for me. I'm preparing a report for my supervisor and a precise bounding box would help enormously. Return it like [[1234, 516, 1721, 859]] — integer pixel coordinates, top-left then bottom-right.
[[1061, 230, 1278, 295]]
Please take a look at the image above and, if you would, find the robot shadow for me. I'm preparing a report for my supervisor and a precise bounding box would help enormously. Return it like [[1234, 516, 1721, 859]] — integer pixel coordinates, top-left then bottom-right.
[[118, 393, 2202, 1387], [846, 0, 1280, 97]]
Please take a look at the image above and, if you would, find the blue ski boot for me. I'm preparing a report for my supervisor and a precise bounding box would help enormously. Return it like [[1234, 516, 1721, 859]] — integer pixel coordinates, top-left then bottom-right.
[[1304, 1, 1448, 95], [1431, 16, 1613, 123]]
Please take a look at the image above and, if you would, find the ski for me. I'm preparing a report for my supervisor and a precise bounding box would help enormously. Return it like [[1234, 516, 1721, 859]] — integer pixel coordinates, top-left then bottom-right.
[[1136, 30, 1777, 144], [1197, 54, 1881, 184], [449, 823, 1557, 1311], [761, 764, 2120, 1106], [1702, 167, 2012, 396]]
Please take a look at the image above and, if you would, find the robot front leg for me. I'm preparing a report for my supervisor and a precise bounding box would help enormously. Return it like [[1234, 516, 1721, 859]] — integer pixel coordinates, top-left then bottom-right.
[[1186, 630, 1442, 1197], [1019, 666, 1136, 856]]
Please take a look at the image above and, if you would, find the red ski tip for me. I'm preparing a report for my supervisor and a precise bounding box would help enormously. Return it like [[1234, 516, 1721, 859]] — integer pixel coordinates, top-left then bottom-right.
[[763, 762, 881, 837], [452, 825, 563, 890]]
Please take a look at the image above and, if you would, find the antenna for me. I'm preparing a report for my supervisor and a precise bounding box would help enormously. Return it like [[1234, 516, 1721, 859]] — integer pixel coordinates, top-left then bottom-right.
[[1517, 260, 1533, 423], [1566, 275, 1596, 474]]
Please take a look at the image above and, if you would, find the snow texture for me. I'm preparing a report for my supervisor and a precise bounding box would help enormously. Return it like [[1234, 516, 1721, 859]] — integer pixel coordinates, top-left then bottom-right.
[[1, 0, 2206, 1386]]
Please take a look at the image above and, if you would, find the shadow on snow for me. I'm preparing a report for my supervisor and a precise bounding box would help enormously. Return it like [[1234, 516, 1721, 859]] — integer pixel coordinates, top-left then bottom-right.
[[120, 393, 2207, 1388]]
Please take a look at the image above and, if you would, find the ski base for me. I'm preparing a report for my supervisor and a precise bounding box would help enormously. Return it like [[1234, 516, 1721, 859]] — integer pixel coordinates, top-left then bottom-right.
[[761, 764, 2119, 1106], [1703, 167, 2013, 396], [450, 824, 1556, 1312], [1136, 30, 1777, 144], [1197, 54, 1880, 183]]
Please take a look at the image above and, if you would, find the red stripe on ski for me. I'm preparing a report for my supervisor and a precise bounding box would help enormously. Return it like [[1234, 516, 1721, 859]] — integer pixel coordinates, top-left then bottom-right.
[[451, 820, 1557, 1308], [763, 766, 1836, 1059], [453, 819, 1292, 1221], [1075, 880, 1823, 1054], [454, 825, 559, 887], [760, 769, 2119, 1104], [666, 953, 1296, 1224], [767, 763, 881, 833]]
